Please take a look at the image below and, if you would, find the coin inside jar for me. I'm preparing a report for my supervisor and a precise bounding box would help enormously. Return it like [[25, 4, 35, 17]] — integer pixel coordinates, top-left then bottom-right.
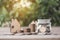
[[40, 25, 46, 33]]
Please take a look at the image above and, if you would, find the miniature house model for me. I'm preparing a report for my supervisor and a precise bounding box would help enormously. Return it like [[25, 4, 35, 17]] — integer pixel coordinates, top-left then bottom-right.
[[36, 19, 51, 34], [10, 19, 21, 33]]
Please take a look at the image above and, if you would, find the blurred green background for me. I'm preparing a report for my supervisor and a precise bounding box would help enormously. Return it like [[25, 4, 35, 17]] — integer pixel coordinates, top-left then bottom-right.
[[0, 0, 60, 27]]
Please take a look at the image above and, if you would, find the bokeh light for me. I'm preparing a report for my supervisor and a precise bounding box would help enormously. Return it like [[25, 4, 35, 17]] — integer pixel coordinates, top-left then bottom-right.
[[13, 0, 32, 9]]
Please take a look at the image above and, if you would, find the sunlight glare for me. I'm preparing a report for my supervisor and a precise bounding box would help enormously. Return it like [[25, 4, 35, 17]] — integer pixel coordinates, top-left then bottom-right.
[[13, 0, 31, 9]]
